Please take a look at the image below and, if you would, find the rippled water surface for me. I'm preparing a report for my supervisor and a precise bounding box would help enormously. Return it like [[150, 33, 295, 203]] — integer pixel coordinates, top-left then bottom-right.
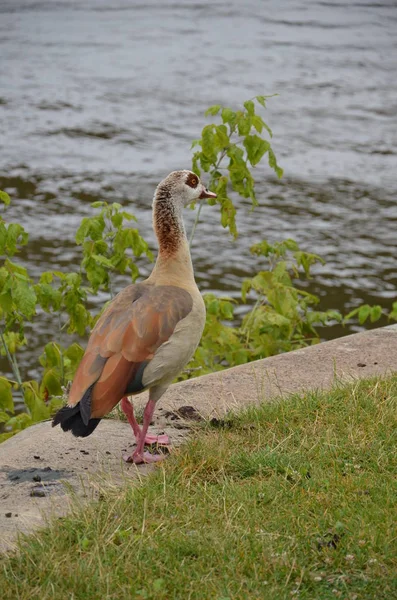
[[0, 0, 396, 377]]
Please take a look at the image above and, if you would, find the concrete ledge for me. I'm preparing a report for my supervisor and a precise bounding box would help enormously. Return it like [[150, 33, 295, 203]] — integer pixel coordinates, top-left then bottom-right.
[[149, 323, 397, 416], [0, 325, 396, 551]]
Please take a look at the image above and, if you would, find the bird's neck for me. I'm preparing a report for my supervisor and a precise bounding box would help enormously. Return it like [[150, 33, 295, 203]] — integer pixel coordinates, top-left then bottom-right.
[[148, 192, 195, 287]]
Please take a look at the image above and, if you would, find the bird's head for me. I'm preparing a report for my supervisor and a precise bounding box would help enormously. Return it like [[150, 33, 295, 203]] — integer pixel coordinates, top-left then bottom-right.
[[155, 170, 217, 208]]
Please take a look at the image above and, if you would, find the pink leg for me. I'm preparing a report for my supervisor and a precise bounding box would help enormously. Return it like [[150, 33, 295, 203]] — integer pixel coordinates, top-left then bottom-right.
[[121, 396, 170, 449], [121, 397, 141, 438], [126, 399, 166, 464]]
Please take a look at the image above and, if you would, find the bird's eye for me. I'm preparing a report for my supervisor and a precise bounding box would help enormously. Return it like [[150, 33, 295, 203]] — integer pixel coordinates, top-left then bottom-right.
[[186, 173, 199, 188]]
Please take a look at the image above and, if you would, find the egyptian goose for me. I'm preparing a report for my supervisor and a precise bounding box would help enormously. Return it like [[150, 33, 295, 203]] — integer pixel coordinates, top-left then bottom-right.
[[52, 170, 216, 464]]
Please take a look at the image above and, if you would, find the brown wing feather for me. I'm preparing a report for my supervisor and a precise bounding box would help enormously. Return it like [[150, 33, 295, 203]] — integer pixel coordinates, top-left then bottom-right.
[[68, 283, 193, 417]]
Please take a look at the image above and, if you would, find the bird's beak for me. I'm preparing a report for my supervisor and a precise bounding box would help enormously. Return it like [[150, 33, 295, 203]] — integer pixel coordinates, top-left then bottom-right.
[[199, 187, 217, 200]]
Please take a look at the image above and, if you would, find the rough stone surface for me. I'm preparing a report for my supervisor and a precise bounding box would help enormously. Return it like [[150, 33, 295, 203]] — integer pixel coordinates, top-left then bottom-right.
[[1, 325, 396, 551], [134, 324, 397, 417]]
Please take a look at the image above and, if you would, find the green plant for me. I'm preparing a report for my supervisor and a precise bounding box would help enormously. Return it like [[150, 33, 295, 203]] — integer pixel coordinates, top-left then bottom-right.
[[180, 238, 343, 378], [190, 95, 283, 241], [0, 196, 150, 440], [344, 303, 384, 326], [75, 200, 153, 295], [0, 190, 63, 439]]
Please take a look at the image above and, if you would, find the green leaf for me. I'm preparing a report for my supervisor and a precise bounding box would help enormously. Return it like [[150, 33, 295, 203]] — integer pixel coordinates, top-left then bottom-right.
[[0, 223, 6, 253], [192, 151, 201, 176], [13, 279, 37, 318], [241, 279, 252, 303], [294, 251, 324, 277], [6, 223, 29, 254], [0, 190, 11, 206], [64, 343, 84, 377], [111, 213, 123, 228], [214, 124, 229, 149], [75, 218, 90, 244], [0, 377, 13, 412], [23, 381, 50, 421], [120, 211, 137, 223], [35, 282, 62, 312], [268, 148, 283, 178], [251, 115, 264, 133], [4, 259, 29, 277], [41, 369, 63, 397], [201, 125, 217, 163], [243, 135, 271, 166], [243, 100, 255, 116], [205, 104, 221, 116], [283, 239, 300, 251], [5, 412, 32, 433], [191, 139, 201, 149], [39, 271, 54, 284], [75, 215, 105, 244], [0, 289, 13, 313], [237, 114, 251, 136], [221, 108, 236, 124], [325, 309, 343, 323], [91, 254, 114, 269], [219, 196, 237, 237], [64, 272, 81, 287], [344, 307, 359, 322], [72, 303, 89, 336], [370, 305, 383, 322], [256, 94, 278, 108], [262, 120, 273, 139], [358, 304, 371, 325], [261, 311, 291, 328], [389, 301, 397, 321], [40, 342, 62, 369]]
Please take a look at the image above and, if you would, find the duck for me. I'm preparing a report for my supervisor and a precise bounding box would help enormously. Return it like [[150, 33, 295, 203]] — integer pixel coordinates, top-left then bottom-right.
[[52, 170, 216, 464]]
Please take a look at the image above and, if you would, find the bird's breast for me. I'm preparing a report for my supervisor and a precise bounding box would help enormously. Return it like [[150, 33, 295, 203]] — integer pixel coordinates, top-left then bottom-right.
[[141, 289, 205, 389]]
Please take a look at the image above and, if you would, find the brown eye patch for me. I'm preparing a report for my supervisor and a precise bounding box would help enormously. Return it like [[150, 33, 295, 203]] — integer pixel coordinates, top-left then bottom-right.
[[186, 173, 199, 188]]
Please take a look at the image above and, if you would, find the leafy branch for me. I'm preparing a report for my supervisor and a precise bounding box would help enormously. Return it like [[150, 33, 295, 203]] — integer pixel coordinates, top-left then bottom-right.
[[190, 96, 283, 242]]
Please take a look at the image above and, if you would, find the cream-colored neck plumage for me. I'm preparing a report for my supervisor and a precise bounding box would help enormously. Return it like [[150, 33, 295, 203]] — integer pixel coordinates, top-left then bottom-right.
[[147, 190, 196, 288]]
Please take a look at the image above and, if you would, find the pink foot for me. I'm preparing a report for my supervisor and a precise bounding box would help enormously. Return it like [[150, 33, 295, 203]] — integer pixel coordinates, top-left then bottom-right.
[[123, 451, 166, 464], [144, 433, 171, 446]]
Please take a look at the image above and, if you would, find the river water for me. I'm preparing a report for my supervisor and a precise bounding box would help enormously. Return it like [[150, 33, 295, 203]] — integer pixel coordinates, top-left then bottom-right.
[[0, 0, 396, 378]]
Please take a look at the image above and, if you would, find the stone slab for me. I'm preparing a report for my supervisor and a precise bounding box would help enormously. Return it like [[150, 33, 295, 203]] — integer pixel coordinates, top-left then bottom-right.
[[137, 323, 397, 417]]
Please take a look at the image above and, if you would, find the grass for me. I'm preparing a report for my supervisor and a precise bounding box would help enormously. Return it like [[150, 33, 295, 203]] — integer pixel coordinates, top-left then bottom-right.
[[1, 376, 396, 600]]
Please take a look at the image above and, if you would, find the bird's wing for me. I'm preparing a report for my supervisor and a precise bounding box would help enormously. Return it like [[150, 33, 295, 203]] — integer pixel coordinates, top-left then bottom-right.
[[68, 283, 193, 417]]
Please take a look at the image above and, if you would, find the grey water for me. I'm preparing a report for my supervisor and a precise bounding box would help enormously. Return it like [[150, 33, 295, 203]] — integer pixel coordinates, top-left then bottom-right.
[[0, 0, 396, 379]]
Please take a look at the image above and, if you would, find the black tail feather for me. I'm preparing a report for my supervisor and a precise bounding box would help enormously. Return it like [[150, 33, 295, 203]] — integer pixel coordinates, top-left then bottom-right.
[[52, 404, 101, 438], [52, 384, 100, 438]]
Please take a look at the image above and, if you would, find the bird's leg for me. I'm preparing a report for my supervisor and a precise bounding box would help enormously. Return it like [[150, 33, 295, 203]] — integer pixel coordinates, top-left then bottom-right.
[[121, 396, 170, 449], [129, 398, 166, 464], [120, 397, 141, 439]]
